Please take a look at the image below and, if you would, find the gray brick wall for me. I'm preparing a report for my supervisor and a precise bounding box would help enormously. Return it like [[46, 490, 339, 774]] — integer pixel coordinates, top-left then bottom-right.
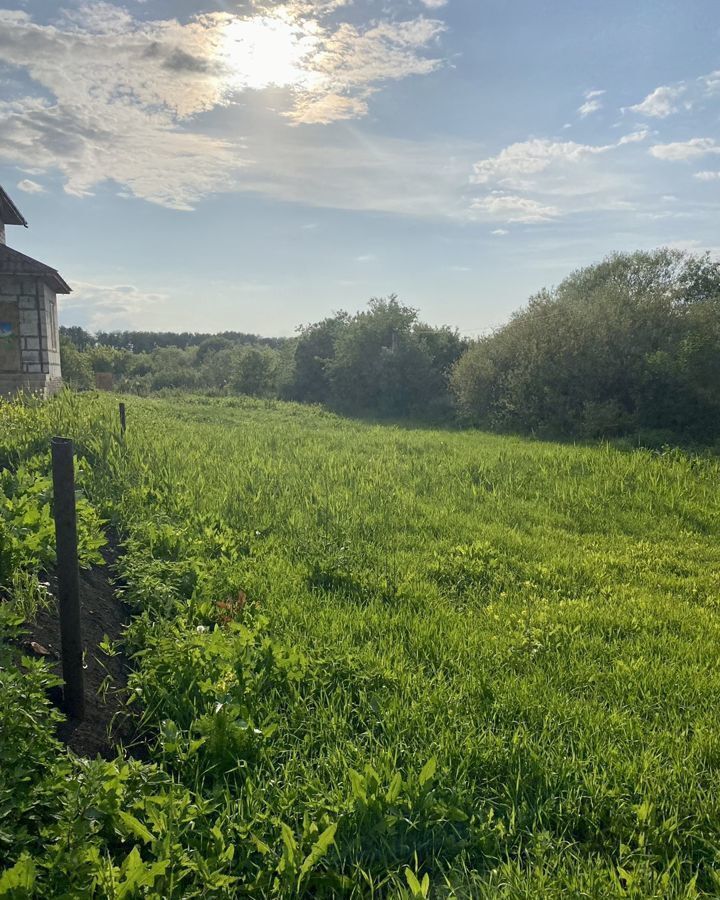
[[0, 275, 63, 396]]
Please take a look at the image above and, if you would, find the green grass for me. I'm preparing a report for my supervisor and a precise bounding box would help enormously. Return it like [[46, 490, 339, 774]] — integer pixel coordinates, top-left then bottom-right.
[[2, 392, 720, 897]]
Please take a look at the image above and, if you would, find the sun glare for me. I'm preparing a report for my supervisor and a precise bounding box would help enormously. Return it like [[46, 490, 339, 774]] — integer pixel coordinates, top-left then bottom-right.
[[219, 13, 320, 92]]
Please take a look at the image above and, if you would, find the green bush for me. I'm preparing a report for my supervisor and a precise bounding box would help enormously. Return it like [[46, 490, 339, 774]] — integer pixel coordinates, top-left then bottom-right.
[[452, 249, 720, 441]]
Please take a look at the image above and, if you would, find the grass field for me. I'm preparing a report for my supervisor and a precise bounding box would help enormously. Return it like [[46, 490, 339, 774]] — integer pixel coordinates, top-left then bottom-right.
[[2, 392, 720, 897]]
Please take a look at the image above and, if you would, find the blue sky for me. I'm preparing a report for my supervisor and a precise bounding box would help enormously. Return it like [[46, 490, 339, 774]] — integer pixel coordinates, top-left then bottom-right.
[[0, 0, 718, 335]]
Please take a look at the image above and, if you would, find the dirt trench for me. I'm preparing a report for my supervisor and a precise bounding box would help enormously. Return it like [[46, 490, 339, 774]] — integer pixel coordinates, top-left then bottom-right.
[[26, 536, 137, 759]]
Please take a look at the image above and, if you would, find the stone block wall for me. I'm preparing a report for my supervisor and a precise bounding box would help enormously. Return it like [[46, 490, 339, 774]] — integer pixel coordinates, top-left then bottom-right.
[[41, 283, 61, 378], [0, 275, 63, 397]]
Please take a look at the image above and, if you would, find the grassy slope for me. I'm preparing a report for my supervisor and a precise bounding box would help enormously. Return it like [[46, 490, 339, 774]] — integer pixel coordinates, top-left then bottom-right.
[[4, 393, 720, 896], [122, 396, 720, 895]]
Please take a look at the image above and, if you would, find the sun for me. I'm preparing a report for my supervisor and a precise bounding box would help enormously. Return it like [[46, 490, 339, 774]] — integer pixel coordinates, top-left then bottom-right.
[[219, 11, 320, 92]]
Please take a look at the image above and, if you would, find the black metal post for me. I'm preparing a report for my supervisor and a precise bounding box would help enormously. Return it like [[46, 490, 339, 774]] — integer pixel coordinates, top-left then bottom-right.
[[119, 402, 126, 437], [51, 437, 84, 720]]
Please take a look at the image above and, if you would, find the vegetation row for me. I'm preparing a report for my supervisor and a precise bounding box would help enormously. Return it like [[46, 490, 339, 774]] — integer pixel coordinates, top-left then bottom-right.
[[61, 249, 720, 443]]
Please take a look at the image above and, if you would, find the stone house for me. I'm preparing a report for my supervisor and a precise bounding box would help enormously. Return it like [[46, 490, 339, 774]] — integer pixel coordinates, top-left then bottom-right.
[[0, 185, 70, 397]]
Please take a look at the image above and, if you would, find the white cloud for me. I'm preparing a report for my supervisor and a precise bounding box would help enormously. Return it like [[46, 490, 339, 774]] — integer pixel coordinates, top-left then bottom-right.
[[59, 280, 169, 330], [419, 0, 448, 6], [628, 84, 685, 118], [0, 97, 239, 211], [471, 138, 614, 187], [470, 133, 643, 191], [292, 17, 444, 125], [491, 228, 509, 235], [626, 69, 720, 120], [578, 98, 602, 117], [468, 130, 655, 225], [694, 170, 720, 181], [290, 93, 370, 124], [578, 89, 605, 118], [238, 130, 477, 218], [16, 178, 45, 193], [700, 70, 720, 95], [472, 192, 559, 224], [617, 128, 650, 145], [649, 138, 720, 161], [0, 3, 446, 209]]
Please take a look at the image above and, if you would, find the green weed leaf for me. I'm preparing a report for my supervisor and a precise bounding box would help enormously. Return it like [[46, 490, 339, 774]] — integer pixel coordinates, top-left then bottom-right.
[[0, 854, 36, 898]]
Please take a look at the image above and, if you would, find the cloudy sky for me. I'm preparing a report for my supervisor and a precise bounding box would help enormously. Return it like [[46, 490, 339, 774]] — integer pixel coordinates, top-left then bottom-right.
[[0, 0, 718, 334]]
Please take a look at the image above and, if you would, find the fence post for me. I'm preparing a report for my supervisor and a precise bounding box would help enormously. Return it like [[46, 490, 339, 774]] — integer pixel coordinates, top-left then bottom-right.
[[51, 437, 85, 720], [119, 402, 126, 437]]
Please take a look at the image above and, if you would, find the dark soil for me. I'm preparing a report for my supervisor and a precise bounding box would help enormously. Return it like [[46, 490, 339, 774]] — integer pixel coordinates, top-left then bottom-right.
[[26, 535, 135, 758]]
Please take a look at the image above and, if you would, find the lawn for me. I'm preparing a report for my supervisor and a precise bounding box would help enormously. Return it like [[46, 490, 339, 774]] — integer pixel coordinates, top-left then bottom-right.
[[2, 392, 720, 897]]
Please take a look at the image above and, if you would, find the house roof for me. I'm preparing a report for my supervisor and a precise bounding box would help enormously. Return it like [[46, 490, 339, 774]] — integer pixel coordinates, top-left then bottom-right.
[[0, 186, 28, 227], [0, 244, 71, 294]]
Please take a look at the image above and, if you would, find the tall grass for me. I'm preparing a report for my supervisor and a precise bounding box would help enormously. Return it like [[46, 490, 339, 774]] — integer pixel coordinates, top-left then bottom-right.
[[2, 391, 720, 896]]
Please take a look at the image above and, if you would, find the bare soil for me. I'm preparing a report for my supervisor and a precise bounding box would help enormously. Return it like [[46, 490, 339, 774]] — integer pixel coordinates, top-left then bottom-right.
[[26, 536, 135, 758]]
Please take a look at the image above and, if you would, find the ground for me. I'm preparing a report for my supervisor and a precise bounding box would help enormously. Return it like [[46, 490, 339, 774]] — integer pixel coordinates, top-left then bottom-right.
[[26, 539, 131, 758]]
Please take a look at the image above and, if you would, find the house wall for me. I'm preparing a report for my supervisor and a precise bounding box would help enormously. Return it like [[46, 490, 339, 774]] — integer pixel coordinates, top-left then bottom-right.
[[0, 275, 63, 397], [41, 283, 62, 378]]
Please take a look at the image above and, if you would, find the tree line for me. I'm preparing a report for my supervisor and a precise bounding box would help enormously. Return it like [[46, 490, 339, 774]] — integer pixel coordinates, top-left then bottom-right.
[[60, 296, 467, 421], [61, 249, 720, 441], [452, 249, 720, 441]]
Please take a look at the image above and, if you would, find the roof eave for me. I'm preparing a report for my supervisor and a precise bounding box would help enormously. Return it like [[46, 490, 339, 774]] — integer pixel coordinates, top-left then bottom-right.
[[0, 188, 28, 227], [51, 273, 72, 294]]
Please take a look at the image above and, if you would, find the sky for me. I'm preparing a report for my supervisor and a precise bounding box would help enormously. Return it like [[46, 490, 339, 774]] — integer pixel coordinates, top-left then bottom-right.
[[0, 0, 718, 336]]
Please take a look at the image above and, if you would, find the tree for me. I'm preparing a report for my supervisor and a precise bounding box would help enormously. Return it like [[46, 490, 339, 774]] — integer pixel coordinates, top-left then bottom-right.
[[229, 347, 277, 397], [148, 347, 197, 390], [326, 296, 435, 417], [196, 337, 233, 365], [59, 326, 95, 351], [59, 336, 94, 389], [87, 345, 133, 376], [451, 249, 720, 440], [287, 314, 350, 404]]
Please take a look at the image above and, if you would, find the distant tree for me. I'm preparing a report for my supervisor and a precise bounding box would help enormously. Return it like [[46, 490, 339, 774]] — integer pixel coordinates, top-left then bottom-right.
[[287, 313, 350, 403], [230, 347, 277, 397], [451, 249, 720, 439], [87, 345, 133, 376], [92, 330, 288, 352], [200, 347, 235, 390], [326, 296, 438, 417], [451, 336, 503, 425], [59, 335, 94, 389], [60, 325, 95, 351], [196, 336, 233, 365], [149, 346, 198, 390], [126, 352, 153, 378], [416, 326, 468, 375], [284, 298, 461, 418]]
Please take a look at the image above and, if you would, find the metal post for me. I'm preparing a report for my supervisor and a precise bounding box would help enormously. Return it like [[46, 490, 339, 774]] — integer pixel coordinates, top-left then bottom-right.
[[51, 437, 84, 720], [119, 402, 126, 437]]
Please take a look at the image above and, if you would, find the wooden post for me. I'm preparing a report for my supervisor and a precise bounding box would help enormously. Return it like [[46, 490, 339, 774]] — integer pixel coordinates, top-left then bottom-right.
[[51, 437, 84, 720], [119, 402, 126, 437]]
